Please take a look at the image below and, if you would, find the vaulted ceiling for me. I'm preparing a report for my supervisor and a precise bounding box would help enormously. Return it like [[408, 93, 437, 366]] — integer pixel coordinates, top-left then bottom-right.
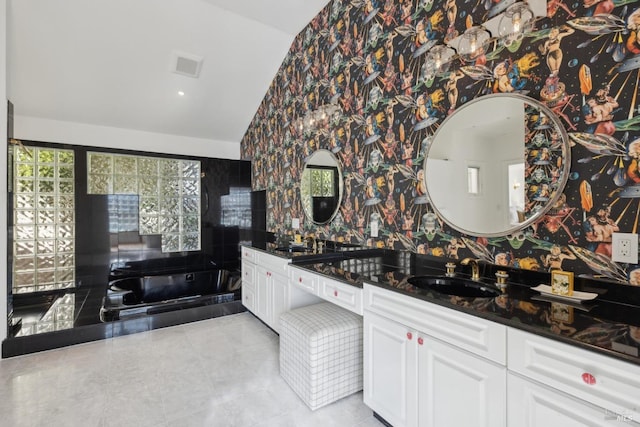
[[7, 0, 329, 143]]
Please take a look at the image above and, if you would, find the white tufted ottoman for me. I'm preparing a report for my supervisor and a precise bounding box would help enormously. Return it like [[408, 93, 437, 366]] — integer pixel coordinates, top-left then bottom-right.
[[279, 302, 363, 410]]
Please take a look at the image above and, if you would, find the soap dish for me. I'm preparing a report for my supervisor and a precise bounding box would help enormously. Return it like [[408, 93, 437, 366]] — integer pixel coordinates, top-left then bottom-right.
[[531, 284, 598, 303]]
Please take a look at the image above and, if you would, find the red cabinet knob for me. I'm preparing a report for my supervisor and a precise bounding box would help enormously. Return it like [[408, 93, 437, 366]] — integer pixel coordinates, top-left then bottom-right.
[[334, 290, 338, 297], [418, 337, 424, 345], [582, 373, 596, 385], [407, 332, 413, 340], [299, 277, 302, 282]]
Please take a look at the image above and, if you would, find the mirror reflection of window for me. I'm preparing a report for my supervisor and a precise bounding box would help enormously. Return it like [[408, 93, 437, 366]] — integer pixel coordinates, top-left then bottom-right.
[[308, 166, 338, 223], [301, 149, 344, 225], [310, 168, 335, 197], [108, 195, 139, 233], [221, 186, 252, 227], [508, 163, 526, 223], [467, 166, 480, 195]]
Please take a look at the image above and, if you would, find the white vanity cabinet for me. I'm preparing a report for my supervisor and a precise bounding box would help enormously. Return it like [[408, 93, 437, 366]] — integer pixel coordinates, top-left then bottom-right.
[[241, 247, 321, 332], [242, 247, 288, 331], [241, 247, 256, 312], [363, 284, 507, 427], [507, 328, 640, 426]]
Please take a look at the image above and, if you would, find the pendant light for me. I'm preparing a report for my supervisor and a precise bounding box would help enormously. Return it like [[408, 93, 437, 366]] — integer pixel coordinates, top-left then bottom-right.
[[457, 26, 491, 62], [426, 45, 456, 76], [498, 2, 535, 46]]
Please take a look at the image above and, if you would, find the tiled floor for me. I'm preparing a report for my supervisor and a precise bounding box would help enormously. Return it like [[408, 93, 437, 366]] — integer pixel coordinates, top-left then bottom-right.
[[0, 312, 383, 427]]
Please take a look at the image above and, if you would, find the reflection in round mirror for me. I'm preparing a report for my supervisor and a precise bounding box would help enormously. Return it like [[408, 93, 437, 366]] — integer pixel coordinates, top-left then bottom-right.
[[300, 149, 343, 225], [424, 93, 570, 237]]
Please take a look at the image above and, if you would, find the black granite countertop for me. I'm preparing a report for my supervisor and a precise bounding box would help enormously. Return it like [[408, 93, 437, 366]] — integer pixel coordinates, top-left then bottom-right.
[[254, 241, 383, 263], [253, 244, 640, 366]]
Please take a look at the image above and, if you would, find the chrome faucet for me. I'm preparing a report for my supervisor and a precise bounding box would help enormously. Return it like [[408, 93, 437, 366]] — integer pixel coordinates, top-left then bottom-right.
[[460, 258, 481, 281]]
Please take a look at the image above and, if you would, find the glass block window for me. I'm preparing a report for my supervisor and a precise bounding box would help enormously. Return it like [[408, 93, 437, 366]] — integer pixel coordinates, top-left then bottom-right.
[[87, 152, 201, 252], [13, 146, 75, 294], [221, 187, 252, 227], [108, 195, 139, 233]]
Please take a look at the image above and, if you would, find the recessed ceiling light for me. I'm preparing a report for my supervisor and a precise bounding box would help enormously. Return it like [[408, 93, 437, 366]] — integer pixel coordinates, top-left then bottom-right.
[[178, 91, 185, 96]]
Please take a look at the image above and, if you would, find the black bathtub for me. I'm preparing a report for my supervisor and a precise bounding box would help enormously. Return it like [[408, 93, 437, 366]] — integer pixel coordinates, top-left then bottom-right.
[[109, 269, 228, 304], [108, 253, 218, 281], [101, 255, 233, 321]]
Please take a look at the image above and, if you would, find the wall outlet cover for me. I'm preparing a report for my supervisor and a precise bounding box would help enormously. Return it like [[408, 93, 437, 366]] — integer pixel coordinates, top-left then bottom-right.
[[612, 232, 639, 264], [370, 220, 379, 238], [291, 218, 300, 229]]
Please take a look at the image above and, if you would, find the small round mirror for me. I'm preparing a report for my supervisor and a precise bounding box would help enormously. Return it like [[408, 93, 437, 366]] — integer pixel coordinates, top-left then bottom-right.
[[424, 93, 571, 237], [300, 149, 343, 225]]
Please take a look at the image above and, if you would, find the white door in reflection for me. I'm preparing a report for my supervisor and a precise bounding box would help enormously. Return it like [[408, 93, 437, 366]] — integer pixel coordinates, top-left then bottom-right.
[[508, 162, 525, 224]]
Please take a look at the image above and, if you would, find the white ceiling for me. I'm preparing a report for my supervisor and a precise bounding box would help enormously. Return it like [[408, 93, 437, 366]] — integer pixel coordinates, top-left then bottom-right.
[[7, 0, 330, 144]]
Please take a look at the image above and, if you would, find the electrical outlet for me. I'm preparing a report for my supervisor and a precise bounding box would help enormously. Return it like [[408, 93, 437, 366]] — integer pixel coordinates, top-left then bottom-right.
[[370, 219, 379, 238], [612, 232, 639, 264], [291, 218, 300, 229]]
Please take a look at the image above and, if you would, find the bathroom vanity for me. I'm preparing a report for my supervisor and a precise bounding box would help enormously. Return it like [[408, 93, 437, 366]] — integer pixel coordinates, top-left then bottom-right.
[[242, 244, 640, 426], [363, 283, 506, 427], [363, 283, 640, 427], [240, 90, 640, 425]]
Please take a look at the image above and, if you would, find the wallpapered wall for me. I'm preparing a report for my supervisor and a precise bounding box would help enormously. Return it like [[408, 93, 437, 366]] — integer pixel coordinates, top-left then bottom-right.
[[241, 0, 640, 285]]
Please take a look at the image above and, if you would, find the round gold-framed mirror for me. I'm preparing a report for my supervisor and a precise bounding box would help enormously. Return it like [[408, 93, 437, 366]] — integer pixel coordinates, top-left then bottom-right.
[[423, 93, 571, 237], [300, 149, 344, 225]]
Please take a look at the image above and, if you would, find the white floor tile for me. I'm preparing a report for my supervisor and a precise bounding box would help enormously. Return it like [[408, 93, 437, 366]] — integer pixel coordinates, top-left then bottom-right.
[[0, 312, 382, 427]]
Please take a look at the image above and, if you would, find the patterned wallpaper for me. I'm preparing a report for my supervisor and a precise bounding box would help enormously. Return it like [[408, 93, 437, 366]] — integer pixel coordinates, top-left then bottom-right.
[[241, 0, 640, 285]]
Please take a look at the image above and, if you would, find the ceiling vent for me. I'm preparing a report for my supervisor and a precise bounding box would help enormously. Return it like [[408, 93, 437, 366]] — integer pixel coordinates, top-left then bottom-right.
[[171, 51, 204, 78]]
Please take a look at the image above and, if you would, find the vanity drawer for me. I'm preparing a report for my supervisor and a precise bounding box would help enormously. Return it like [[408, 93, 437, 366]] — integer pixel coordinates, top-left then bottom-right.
[[321, 277, 362, 315], [364, 284, 506, 364], [241, 260, 255, 286], [289, 266, 319, 294], [508, 327, 640, 421], [241, 246, 256, 263]]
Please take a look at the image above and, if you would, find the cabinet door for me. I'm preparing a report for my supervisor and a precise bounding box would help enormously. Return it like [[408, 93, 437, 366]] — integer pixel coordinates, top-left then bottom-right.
[[242, 279, 255, 312], [270, 272, 289, 333], [255, 265, 271, 326], [507, 373, 628, 427], [364, 311, 418, 427], [418, 335, 506, 427]]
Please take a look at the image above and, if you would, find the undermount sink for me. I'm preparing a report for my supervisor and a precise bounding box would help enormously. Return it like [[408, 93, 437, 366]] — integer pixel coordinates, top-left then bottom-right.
[[407, 275, 500, 298]]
